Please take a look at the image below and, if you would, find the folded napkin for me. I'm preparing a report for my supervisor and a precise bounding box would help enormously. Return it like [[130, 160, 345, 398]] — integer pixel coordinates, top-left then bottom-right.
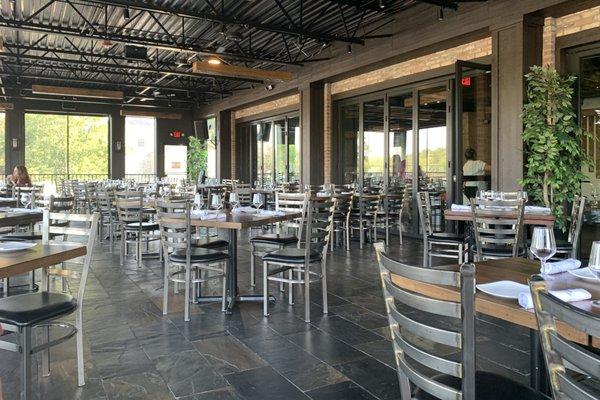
[[316, 192, 331, 197], [542, 258, 581, 275], [525, 206, 552, 214], [450, 204, 471, 211], [518, 288, 591, 309], [232, 206, 257, 214], [190, 210, 226, 220], [257, 210, 286, 217]]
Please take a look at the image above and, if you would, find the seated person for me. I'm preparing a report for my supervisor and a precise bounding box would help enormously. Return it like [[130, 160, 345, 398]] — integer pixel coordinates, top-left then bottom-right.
[[463, 148, 490, 202], [7, 165, 32, 187]]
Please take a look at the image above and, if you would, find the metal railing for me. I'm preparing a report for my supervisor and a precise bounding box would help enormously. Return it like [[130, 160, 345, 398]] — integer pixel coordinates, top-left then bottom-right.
[[30, 173, 109, 185]]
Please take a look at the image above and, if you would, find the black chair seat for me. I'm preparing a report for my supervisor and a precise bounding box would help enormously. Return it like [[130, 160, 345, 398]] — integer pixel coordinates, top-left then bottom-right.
[[263, 248, 321, 264], [0, 234, 43, 241], [428, 232, 466, 243], [414, 371, 549, 400], [194, 239, 229, 250], [250, 233, 298, 246], [480, 247, 525, 258], [169, 248, 229, 264], [0, 292, 77, 327], [125, 222, 159, 231]]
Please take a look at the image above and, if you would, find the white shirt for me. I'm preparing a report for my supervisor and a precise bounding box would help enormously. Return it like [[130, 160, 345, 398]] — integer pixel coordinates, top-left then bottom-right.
[[463, 160, 487, 189]]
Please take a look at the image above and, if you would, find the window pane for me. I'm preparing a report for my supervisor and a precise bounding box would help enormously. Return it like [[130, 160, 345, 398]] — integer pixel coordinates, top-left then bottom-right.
[[340, 104, 359, 184], [418, 87, 447, 190], [0, 112, 5, 174], [25, 113, 68, 177], [125, 116, 156, 176], [262, 122, 273, 184], [273, 119, 286, 183], [288, 117, 300, 183], [68, 115, 109, 177], [363, 99, 385, 187], [389, 93, 413, 187], [206, 117, 217, 178]]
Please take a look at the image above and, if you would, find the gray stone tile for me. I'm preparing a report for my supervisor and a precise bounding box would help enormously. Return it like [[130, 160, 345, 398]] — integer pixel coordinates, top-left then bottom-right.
[[102, 371, 172, 400], [154, 350, 228, 398], [193, 335, 267, 374], [225, 366, 310, 400]]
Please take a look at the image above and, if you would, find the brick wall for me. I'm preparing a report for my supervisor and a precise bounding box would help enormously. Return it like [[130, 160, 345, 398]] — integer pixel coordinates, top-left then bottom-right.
[[543, 6, 600, 67], [331, 38, 492, 94], [233, 94, 300, 120]]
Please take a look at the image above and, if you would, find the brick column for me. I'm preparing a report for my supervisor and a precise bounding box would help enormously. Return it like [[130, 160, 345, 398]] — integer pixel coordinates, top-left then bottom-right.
[[542, 17, 557, 68]]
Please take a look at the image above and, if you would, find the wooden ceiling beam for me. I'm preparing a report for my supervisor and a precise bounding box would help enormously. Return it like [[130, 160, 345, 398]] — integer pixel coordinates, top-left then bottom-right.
[[31, 85, 124, 100], [193, 62, 293, 83]]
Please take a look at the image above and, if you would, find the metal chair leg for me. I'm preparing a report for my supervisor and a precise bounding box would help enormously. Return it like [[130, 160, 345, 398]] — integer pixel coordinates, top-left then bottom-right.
[[263, 261, 269, 317], [221, 262, 227, 312], [304, 264, 310, 323], [42, 324, 50, 376], [184, 264, 191, 322], [75, 308, 85, 387], [288, 269, 293, 305], [250, 246, 256, 287], [321, 261, 328, 315], [162, 258, 169, 315], [20, 326, 32, 400]]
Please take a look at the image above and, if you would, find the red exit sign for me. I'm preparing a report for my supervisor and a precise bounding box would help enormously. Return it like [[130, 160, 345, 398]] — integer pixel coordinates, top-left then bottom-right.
[[170, 130, 183, 138], [461, 76, 471, 87]]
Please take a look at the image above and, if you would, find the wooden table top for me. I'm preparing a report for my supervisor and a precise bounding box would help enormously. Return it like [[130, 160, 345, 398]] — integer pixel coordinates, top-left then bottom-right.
[[391, 257, 598, 345], [168, 210, 303, 230], [0, 209, 43, 228], [444, 209, 555, 226], [0, 243, 87, 279]]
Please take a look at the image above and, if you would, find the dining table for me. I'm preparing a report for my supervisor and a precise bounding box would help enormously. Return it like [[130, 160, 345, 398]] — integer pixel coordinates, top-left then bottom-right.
[[168, 210, 303, 313], [444, 208, 555, 226], [390, 257, 598, 394], [0, 242, 87, 297], [0, 209, 43, 229]]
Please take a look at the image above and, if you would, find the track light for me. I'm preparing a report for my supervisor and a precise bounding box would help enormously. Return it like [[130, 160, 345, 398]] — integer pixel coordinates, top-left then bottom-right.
[[438, 7, 444, 21], [207, 57, 222, 65], [379, 0, 385, 9], [124, 7, 130, 20], [347, 44, 352, 54], [265, 84, 275, 91]]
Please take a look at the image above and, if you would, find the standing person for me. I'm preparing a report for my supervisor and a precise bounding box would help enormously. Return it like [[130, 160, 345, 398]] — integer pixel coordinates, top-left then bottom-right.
[[463, 148, 491, 202], [7, 165, 32, 187]]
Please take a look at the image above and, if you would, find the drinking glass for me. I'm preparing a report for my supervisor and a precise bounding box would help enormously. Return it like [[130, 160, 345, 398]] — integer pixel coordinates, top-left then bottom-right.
[[210, 194, 222, 210], [589, 241, 600, 306], [252, 193, 263, 210], [193, 193, 204, 211], [229, 193, 239, 209], [21, 193, 31, 209], [530, 227, 557, 274]]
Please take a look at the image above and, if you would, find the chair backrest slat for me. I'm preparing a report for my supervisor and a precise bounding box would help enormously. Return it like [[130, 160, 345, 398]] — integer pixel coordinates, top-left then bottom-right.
[[530, 275, 600, 400], [42, 210, 99, 306]]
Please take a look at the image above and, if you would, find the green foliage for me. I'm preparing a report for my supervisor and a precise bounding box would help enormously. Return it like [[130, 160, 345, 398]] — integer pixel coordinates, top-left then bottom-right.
[[24, 114, 108, 177], [187, 135, 208, 182], [520, 66, 592, 232]]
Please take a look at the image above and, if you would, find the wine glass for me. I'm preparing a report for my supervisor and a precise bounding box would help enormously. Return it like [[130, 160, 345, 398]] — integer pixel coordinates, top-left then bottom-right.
[[588, 241, 600, 307], [210, 194, 222, 210], [229, 193, 239, 209], [193, 193, 204, 211], [530, 227, 557, 274], [20, 193, 31, 209], [252, 193, 263, 210]]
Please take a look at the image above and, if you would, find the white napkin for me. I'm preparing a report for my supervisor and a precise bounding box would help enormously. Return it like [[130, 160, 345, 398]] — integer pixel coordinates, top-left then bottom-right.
[[190, 210, 226, 220], [316, 192, 331, 197], [257, 210, 285, 217], [525, 206, 552, 214], [450, 204, 471, 211], [543, 258, 581, 275], [518, 288, 591, 309], [232, 206, 257, 214]]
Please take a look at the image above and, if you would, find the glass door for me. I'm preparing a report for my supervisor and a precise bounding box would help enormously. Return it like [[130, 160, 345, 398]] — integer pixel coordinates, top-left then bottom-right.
[[454, 61, 492, 204], [362, 99, 385, 190], [417, 85, 450, 232]]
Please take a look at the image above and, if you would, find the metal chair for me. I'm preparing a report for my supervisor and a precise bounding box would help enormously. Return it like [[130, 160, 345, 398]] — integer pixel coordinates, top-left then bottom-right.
[[262, 197, 335, 322], [374, 243, 547, 400], [249, 192, 307, 287], [330, 193, 352, 251], [234, 182, 253, 206], [529, 274, 600, 400], [417, 191, 468, 268], [93, 188, 116, 250], [0, 210, 99, 400], [157, 200, 228, 321], [115, 190, 160, 267], [350, 194, 379, 249], [471, 197, 525, 261], [555, 195, 586, 259]]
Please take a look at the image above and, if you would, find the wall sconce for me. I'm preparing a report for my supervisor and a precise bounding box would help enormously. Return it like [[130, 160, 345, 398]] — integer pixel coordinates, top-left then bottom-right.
[[11, 138, 18, 150], [115, 141, 122, 151]]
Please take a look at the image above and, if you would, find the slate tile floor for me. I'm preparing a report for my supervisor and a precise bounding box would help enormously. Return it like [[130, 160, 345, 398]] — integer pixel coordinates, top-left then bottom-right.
[[0, 234, 532, 399]]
